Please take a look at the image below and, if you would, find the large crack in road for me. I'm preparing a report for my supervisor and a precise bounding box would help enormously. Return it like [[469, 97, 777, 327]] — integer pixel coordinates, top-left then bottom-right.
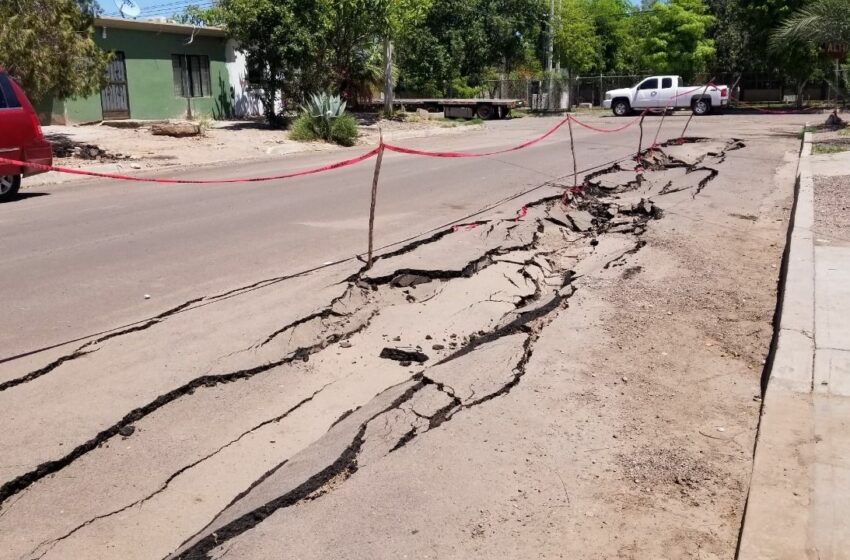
[[0, 138, 742, 560]]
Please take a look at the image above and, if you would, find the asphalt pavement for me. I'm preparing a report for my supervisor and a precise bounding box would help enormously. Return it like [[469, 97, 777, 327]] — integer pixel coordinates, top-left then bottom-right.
[[0, 113, 807, 359], [0, 111, 813, 560]]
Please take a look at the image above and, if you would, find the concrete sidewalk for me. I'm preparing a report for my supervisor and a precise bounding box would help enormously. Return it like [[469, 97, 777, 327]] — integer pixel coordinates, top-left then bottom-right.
[[739, 133, 850, 560]]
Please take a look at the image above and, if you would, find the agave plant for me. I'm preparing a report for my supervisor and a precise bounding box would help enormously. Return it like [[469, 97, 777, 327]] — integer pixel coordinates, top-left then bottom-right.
[[303, 92, 347, 120], [290, 92, 358, 146], [297, 92, 347, 140]]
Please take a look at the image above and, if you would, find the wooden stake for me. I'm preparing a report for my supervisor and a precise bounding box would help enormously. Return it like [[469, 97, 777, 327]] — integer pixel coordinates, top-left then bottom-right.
[[567, 115, 578, 189], [652, 103, 669, 150], [366, 130, 385, 270], [636, 112, 646, 167], [680, 79, 714, 142]]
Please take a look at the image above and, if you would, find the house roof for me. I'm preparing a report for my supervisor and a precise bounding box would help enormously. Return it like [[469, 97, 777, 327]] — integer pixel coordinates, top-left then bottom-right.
[[94, 16, 227, 38]]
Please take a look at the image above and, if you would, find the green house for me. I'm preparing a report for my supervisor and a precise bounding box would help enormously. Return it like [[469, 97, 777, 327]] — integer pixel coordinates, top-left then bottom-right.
[[39, 17, 233, 124]]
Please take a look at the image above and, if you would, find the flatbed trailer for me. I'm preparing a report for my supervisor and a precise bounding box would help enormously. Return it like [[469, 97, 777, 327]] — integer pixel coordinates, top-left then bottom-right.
[[365, 98, 522, 119]]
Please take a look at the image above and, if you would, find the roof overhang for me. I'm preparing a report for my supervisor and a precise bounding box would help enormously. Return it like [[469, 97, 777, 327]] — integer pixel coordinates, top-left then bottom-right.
[[94, 16, 226, 38]]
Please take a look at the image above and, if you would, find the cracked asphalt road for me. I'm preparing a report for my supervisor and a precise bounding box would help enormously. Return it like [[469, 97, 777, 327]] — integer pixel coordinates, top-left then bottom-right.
[[0, 114, 808, 559]]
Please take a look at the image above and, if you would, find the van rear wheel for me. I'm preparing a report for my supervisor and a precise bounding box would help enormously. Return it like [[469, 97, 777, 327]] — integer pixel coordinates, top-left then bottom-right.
[[0, 175, 20, 202]]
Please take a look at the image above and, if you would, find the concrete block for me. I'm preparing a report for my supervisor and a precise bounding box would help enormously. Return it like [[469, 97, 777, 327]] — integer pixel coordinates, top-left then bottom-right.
[[738, 387, 814, 560], [815, 246, 850, 351], [814, 349, 850, 397], [771, 329, 814, 392], [782, 230, 815, 336], [811, 392, 850, 558]]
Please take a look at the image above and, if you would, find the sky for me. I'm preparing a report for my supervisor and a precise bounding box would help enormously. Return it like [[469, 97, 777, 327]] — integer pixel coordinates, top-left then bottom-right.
[[101, 0, 642, 18], [100, 0, 216, 18]]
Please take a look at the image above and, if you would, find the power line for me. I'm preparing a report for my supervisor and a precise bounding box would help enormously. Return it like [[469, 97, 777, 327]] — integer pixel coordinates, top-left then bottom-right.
[[102, 0, 215, 17]]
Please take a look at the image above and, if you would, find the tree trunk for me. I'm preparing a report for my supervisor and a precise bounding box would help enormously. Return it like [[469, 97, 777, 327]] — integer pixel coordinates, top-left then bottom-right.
[[383, 37, 394, 116], [264, 62, 279, 127], [796, 78, 809, 109]]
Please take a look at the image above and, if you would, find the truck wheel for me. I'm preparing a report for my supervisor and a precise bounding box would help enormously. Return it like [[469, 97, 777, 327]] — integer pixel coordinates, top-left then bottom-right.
[[692, 98, 711, 116], [476, 104, 493, 119], [612, 99, 631, 117], [0, 175, 21, 202]]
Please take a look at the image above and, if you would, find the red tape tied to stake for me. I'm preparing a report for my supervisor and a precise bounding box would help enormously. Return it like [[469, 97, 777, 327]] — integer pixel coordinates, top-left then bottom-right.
[[1, 106, 657, 185], [568, 111, 646, 133], [0, 147, 381, 185], [381, 116, 571, 158]]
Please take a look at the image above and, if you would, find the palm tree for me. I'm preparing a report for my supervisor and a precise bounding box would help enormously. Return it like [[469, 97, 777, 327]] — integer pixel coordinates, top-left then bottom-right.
[[771, 0, 850, 47], [772, 0, 850, 119]]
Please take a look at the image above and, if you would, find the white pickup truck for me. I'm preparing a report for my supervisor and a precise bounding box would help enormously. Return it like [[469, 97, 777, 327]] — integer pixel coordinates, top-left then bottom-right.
[[603, 75, 729, 116]]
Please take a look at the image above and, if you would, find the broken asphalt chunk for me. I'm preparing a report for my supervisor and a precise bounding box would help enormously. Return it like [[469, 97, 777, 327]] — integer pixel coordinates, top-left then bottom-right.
[[379, 348, 429, 363], [390, 274, 432, 288], [566, 210, 595, 232]]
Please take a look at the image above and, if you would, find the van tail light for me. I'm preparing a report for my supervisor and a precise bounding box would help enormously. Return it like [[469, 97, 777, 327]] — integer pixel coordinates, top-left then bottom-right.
[[720, 87, 728, 98], [29, 111, 45, 140]]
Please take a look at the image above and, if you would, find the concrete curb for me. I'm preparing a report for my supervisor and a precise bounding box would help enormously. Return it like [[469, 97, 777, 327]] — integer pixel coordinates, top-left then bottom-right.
[[737, 131, 816, 560]]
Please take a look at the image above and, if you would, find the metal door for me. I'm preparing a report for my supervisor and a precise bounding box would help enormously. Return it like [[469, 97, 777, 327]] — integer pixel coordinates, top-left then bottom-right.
[[634, 77, 659, 109], [101, 52, 130, 120]]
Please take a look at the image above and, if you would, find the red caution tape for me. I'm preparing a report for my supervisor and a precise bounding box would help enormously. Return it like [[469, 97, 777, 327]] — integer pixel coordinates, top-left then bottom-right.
[[0, 147, 381, 184], [740, 104, 819, 114], [452, 222, 481, 232], [0, 104, 671, 187], [382, 116, 571, 158], [515, 206, 528, 222], [568, 112, 645, 133]]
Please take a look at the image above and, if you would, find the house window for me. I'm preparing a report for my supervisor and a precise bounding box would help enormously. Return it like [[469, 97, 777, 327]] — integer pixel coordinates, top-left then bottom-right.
[[171, 55, 211, 98]]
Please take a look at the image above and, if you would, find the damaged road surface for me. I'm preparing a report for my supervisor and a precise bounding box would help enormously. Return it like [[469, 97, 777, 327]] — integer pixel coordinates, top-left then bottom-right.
[[0, 128, 801, 560]]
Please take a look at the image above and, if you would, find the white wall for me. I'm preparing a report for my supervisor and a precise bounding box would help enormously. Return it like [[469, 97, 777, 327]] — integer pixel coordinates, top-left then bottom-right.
[[225, 40, 269, 118]]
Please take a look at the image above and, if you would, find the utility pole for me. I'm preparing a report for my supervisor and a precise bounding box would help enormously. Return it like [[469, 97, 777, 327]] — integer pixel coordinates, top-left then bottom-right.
[[547, 0, 555, 110], [383, 37, 394, 116]]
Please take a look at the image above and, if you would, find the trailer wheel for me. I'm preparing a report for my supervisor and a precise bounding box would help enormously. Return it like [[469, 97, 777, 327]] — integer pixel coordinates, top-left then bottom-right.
[[476, 104, 493, 119]]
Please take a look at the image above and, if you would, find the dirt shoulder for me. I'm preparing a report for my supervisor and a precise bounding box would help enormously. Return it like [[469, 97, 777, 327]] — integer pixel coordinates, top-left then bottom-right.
[[32, 114, 484, 187], [0, 130, 798, 560]]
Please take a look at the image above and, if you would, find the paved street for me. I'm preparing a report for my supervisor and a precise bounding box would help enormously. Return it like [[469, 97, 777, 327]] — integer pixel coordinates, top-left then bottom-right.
[[1, 114, 807, 358], [0, 113, 811, 560]]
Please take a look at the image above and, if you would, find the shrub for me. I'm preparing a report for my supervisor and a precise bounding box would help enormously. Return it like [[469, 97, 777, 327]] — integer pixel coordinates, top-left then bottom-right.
[[288, 92, 359, 146], [289, 113, 317, 142], [329, 113, 358, 147]]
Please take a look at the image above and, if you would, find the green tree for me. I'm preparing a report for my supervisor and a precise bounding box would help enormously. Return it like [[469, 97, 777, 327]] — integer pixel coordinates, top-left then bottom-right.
[[205, 0, 326, 126], [625, 0, 716, 80], [772, 0, 850, 46], [587, 0, 633, 72], [772, 0, 850, 105], [707, 0, 748, 74], [0, 0, 110, 103], [739, 0, 829, 105], [319, 0, 385, 104], [554, 0, 602, 106], [395, 0, 543, 97], [377, 0, 433, 113]]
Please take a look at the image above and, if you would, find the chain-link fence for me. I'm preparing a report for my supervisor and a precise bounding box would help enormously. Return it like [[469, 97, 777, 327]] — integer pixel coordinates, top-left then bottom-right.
[[575, 72, 843, 106], [483, 76, 570, 110], [427, 70, 844, 109]]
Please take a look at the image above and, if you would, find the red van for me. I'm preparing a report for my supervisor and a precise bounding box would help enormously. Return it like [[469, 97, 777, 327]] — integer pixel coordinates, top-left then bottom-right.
[[0, 69, 52, 201]]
